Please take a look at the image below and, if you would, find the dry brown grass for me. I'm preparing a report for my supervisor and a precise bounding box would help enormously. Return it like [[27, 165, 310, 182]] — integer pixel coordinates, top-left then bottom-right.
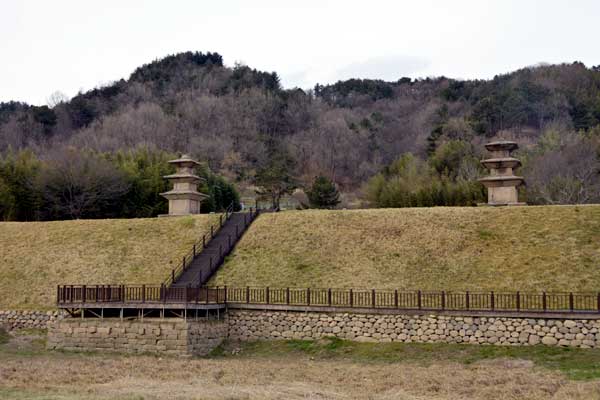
[[1, 349, 599, 399], [0, 215, 219, 310], [212, 205, 600, 291]]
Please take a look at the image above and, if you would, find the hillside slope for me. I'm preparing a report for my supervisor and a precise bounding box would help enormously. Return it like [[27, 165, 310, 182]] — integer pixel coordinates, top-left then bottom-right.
[[2, 54, 600, 192], [212, 206, 600, 292], [0, 214, 218, 309]]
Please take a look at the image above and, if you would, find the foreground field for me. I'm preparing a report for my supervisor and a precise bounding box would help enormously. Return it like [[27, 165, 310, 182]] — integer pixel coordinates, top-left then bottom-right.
[[212, 205, 600, 291], [0, 215, 218, 309], [1, 330, 600, 399]]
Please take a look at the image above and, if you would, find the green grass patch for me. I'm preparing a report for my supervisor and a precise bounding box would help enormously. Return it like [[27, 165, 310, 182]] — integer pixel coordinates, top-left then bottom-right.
[[0, 327, 9, 345], [213, 338, 600, 380]]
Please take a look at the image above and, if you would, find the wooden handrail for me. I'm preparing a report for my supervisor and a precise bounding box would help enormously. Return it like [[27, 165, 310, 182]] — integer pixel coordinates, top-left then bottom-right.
[[56, 285, 600, 314]]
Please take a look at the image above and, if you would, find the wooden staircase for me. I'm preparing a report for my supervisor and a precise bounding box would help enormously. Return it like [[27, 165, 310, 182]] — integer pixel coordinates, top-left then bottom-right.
[[167, 205, 260, 288]]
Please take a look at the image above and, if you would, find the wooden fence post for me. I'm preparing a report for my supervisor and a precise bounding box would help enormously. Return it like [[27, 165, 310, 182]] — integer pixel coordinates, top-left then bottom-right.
[[224, 286, 227, 303], [246, 286, 250, 303], [490, 291, 494, 311], [328, 288, 332, 306], [266, 287, 270, 304], [82, 285, 86, 303], [465, 291, 470, 310], [286, 288, 290, 305], [371, 289, 376, 308], [516, 291, 520, 311], [542, 292, 547, 312], [394, 289, 398, 308], [349, 289, 353, 307], [569, 292, 574, 311], [417, 290, 422, 310], [307, 288, 311, 306], [142, 284, 145, 303], [441, 291, 445, 310]]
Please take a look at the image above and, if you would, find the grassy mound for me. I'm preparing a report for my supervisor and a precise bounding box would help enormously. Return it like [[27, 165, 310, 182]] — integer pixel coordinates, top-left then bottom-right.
[[0, 215, 218, 309], [212, 205, 600, 292]]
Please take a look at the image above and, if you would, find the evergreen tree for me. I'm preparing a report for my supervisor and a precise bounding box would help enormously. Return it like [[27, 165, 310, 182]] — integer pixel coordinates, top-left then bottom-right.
[[255, 145, 296, 210], [306, 175, 341, 209]]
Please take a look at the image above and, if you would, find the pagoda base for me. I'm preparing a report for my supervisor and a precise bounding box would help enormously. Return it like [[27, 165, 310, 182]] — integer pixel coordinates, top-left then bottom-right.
[[157, 213, 198, 218], [477, 202, 527, 207]]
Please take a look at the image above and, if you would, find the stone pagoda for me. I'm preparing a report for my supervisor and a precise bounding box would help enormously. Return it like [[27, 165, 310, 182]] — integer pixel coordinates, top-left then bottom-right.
[[478, 141, 526, 206], [160, 154, 207, 216]]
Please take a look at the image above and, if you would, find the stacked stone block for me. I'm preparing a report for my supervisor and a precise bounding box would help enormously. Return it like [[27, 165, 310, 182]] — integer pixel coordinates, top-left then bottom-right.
[[47, 318, 226, 356]]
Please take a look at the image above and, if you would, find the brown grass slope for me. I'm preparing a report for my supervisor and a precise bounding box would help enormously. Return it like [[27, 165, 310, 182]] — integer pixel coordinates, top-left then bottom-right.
[[212, 205, 600, 292], [0, 215, 219, 309]]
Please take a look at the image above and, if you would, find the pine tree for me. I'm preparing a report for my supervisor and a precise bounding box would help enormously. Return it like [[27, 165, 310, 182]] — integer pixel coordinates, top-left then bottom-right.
[[306, 176, 341, 209]]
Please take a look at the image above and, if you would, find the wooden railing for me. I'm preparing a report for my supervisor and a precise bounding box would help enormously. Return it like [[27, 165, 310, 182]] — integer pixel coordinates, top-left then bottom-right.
[[57, 285, 600, 314], [163, 202, 236, 286], [225, 288, 600, 312], [57, 285, 226, 305]]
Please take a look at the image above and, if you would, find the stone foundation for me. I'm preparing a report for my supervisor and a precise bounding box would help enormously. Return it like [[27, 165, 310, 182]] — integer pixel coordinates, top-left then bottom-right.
[[42, 309, 600, 356], [47, 318, 227, 356], [228, 310, 600, 348], [0, 310, 66, 331]]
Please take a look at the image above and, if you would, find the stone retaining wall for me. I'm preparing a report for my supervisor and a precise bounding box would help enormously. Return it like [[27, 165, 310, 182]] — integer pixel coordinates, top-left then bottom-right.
[[228, 310, 600, 348], [0, 310, 66, 331], [47, 318, 227, 356], [42, 309, 600, 355]]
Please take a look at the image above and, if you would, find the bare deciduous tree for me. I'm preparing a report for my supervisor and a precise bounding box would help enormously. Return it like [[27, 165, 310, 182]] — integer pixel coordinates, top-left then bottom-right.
[[36, 149, 129, 219], [524, 136, 600, 204]]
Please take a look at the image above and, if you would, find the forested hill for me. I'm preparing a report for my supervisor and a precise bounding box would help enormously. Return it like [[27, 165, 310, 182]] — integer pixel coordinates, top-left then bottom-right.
[[1, 52, 600, 208]]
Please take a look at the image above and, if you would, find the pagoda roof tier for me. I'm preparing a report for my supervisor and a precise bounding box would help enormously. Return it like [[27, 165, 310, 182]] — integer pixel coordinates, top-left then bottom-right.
[[484, 141, 519, 152], [480, 157, 522, 169], [478, 175, 525, 188], [162, 173, 204, 181], [168, 154, 201, 166], [160, 190, 208, 200]]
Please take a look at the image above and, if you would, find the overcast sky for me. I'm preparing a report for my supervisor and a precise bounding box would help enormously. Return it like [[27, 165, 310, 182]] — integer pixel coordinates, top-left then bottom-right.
[[2, 0, 600, 105]]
